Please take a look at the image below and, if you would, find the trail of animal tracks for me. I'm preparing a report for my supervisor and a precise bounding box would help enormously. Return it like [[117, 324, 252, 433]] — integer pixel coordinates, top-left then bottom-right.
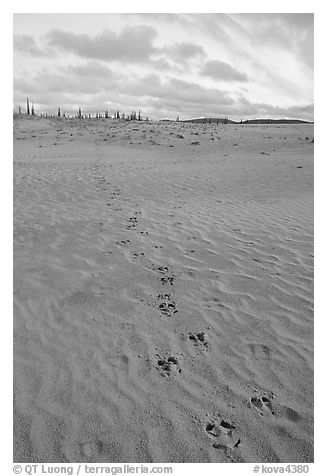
[[14, 117, 314, 462]]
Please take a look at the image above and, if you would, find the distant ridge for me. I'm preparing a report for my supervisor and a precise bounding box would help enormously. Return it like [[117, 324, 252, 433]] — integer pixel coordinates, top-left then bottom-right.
[[182, 118, 237, 124], [181, 117, 313, 124], [241, 118, 313, 124]]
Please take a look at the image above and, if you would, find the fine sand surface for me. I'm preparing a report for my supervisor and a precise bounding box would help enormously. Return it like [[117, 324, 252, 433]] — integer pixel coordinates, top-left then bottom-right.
[[13, 116, 314, 463]]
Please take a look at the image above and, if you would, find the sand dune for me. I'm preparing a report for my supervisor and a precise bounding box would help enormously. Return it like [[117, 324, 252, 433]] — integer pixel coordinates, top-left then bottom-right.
[[13, 116, 314, 463]]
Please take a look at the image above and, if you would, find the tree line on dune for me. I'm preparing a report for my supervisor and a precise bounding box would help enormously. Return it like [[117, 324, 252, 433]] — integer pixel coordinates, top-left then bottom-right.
[[16, 100, 229, 123], [18, 98, 149, 121]]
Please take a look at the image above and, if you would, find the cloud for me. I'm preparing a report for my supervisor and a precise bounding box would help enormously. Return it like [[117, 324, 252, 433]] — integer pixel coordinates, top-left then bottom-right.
[[166, 78, 234, 105], [14, 35, 48, 56], [236, 95, 314, 120], [13, 63, 235, 115], [229, 14, 314, 70], [201, 60, 248, 82], [45, 26, 158, 62], [67, 61, 114, 79], [14, 61, 117, 99], [165, 42, 205, 63], [114, 74, 234, 108], [148, 57, 178, 72], [43, 27, 205, 70], [280, 102, 314, 118]]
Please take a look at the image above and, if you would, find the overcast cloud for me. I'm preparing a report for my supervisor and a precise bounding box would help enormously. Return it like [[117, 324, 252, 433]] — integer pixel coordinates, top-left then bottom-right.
[[13, 13, 314, 120]]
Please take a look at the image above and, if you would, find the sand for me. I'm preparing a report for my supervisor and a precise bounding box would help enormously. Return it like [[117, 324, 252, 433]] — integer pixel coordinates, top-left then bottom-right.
[[13, 116, 314, 463]]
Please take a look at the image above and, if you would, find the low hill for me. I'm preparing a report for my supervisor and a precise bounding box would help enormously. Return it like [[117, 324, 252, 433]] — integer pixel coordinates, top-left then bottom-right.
[[181, 117, 312, 125]]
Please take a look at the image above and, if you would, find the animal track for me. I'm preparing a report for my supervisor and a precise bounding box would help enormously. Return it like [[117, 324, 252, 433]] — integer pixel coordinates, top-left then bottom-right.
[[116, 239, 131, 246], [157, 265, 169, 273], [250, 396, 275, 415], [156, 355, 181, 375], [205, 419, 240, 451], [110, 187, 120, 199], [250, 395, 301, 424], [161, 276, 174, 285], [157, 294, 178, 317], [132, 252, 145, 259], [126, 216, 138, 230], [189, 331, 208, 347], [157, 265, 175, 285]]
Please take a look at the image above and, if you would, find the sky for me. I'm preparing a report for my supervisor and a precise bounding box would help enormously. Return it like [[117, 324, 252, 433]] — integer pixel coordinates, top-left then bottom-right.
[[13, 13, 314, 120]]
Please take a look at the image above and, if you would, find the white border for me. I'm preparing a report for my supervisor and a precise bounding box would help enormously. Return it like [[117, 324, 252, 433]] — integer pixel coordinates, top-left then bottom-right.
[[3, 3, 323, 475]]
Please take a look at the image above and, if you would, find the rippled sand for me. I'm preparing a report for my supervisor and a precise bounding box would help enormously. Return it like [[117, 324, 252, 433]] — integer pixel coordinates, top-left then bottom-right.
[[13, 117, 314, 463]]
